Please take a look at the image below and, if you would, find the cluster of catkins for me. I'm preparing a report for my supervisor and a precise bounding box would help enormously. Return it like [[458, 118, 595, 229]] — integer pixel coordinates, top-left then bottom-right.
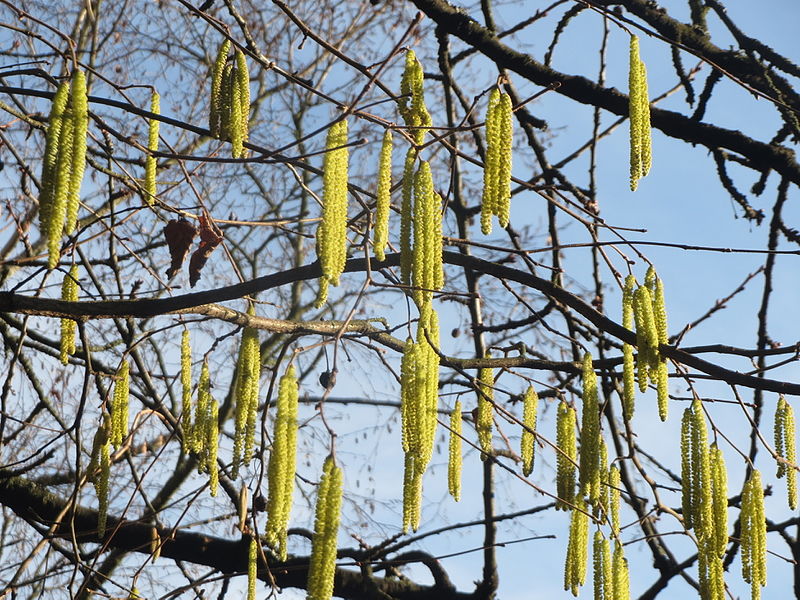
[[209, 39, 250, 158]]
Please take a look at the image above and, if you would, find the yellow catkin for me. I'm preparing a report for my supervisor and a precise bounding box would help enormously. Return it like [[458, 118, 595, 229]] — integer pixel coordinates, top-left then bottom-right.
[[206, 398, 219, 496], [111, 360, 130, 450], [193, 360, 211, 461], [411, 161, 443, 307], [691, 399, 712, 537], [400, 148, 416, 287], [775, 396, 798, 509], [180, 329, 192, 452], [232, 325, 260, 479], [579, 353, 600, 503], [741, 469, 767, 599], [480, 88, 513, 234], [45, 81, 75, 269], [266, 365, 299, 561], [39, 81, 70, 236], [144, 90, 160, 204], [680, 405, 695, 530], [476, 355, 494, 458], [593, 530, 613, 600], [564, 499, 589, 596], [521, 386, 538, 477], [448, 401, 462, 501], [557, 400, 578, 510], [64, 70, 88, 235], [399, 50, 431, 145], [608, 466, 621, 536], [612, 542, 630, 600], [373, 130, 393, 262], [315, 119, 349, 307], [628, 35, 652, 191], [209, 39, 231, 137], [709, 444, 728, 555], [219, 62, 233, 140], [235, 50, 250, 150], [59, 264, 79, 364], [91, 416, 111, 536], [633, 285, 658, 392], [228, 60, 244, 158], [247, 536, 257, 600], [400, 337, 417, 454], [308, 457, 343, 600], [621, 274, 636, 420], [238, 484, 249, 533]]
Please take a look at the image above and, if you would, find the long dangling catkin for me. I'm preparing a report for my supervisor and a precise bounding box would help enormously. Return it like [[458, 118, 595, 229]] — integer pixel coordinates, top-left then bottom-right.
[[206, 397, 219, 496], [193, 360, 211, 461], [775, 396, 797, 510], [235, 49, 250, 151], [180, 329, 193, 452], [521, 386, 538, 477], [593, 530, 613, 600], [481, 89, 513, 234], [315, 119, 349, 307], [579, 353, 600, 502], [628, 35, 652, 191], [564, 499, 589, 596], [143, 90, 159, 205], [621, 274, 636, 420], [398, 50, 431, 145], [227, 60, 244, 158], [412, 161, 443, 307], [709, 444, 728, 555], [648, 268, 670, 420], [680, 405, 695, 530], [45, 79, 76, 269], [556, 400, 578, 510], [64, 70, 88, 235], [448, 401, 462, 501], [373, 130, 393, 262], [633, 285, 658, 392], [307, 456, 343, 600], [59, 264, 79, 364], [209, 39, 231, 137], [111, 360, 130, 450], [608, 466, 621, 536], [741, 469, 767, 600], [690, 399, 712, 537], [612, 541, 630, 600], [400, 148, 416, 287], [476, 355, 494, 459], [232, 324, 260, 479], [266, 365, 299, 561], [247, 536, 257, 600], [39, 81, 70, 238], [90, 415, 111, 536]]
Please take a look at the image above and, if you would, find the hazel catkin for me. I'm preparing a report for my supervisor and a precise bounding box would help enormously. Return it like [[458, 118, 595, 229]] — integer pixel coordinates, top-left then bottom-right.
[[143, 90, 160, 204], [628, 35, 652, 191], [59, 264, 79, 364], [373, 130, 393, 262], [481, 87, 513, 234], [556, 400, 577, 510], [307, 456, 343, 600], [521, 386, 538, 477], [448, 401, 462, 501], [775, 395, 797, 510], [476, 355, 494, 458], [232, 324, 260, 479]]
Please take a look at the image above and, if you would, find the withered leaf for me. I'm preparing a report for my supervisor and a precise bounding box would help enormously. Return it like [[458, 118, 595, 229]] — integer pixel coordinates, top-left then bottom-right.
[[188, 211, 223, 287], [164, 218, 197, 279]]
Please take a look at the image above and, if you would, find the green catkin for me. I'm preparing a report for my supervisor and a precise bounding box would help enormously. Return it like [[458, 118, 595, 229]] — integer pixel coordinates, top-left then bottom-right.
[[741, 469, 767, 600], [691, 399, 712, 537], [400, 148, 416, 286], [111, 361, 130, 450], [180, 329, 192, 452], [235, 50, 250, 150], [698, 444, 727, 600], [592, 439, 608, 516], [564, 499, 589, 596], [621, 275, 636, 420], [59, 265, 79, 364], [39, 81, 70, 235], [633, 285, 658, 392], [210, 39, 231, 137], [400, 337, 417, 454], [411, 161, 443, 307], [206, 398, 219, 496], [232, 325, 260, 478], [680, 406, 695, 530], [593, 531, 613, 600], [65, 70, 88, 235], [399, 50, 431, 145], [247, 536, 257, 600], [612, 542, 630, 600], [775, 396, 798, 510], [650, 270, 669, 420], [521, 386, 538, 477], [266, 365, 299, 561], [228, 60, 244, 158], [373, 130, 393, 262], [556, 400, 578, 510], [91, 416, 111, 536], [579, 353, 600, 502], [628, 35, 652, 191], [481, 89, 514, 234], [219, 62, 234, 141], [608, 466, 621, 537], [144, 91, 160, 204], [315, 119, 349, 307], [448, 401, 462, 501], [307, 457, 343, 600], [193, 360, 211, 460], [46, 82, 75, 269], [710, 444, 728, 555], [476, 355, 494, 458]]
